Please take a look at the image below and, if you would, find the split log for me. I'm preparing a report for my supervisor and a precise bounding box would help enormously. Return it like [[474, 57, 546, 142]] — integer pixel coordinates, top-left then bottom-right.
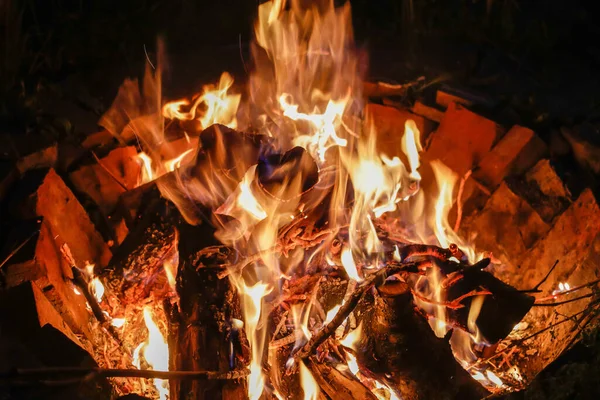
[[474, 125, 547, 191], [307, 358, 377, 400], [460, 182, 549, 270], [364, 104, 435, 158], [411, 100, 444, 123], [169, 222, 246, 400], [435, 86, 497, 110], [500, 188, 600, 382], [424, 102, 504, 176], [509, 159, 572, 223], [2, 169, 111, 340], [69, 146, 141, 215]]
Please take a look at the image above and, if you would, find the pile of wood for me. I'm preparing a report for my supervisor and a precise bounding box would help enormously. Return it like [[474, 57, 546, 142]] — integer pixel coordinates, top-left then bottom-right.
[[1, 81, 599, 400]]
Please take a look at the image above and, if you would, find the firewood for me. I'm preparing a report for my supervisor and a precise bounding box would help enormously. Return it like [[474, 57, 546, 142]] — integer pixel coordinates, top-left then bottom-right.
[[0, 219, 44, 289], [460, 182, 549, 270], [425, 102, 504, 176], [356, 289, 489, 400], [69, 146, 141, 215], [364, 104, 434, 158], [100, 186, 177, 304], [169, 221, 246, 400], [307, 358, 378, 400], [498, 188, 600, 382], [411, 100, 445, 123], [508, 159, 572, 223], [435, 86, 497, 110], [15, 143, 58, 175], [474, 125, 547, 191]]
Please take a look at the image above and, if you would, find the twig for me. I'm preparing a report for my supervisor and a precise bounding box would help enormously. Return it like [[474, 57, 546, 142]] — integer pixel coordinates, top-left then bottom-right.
[[533, 293, 594, 307], [520, 260, 559, 293], [59, 244, 125, 348], [0, 367, 249, 384], [293, 263, 410, 361], [453, 169, 472, 232], [469, 308, 591, 369], [0, 230, 39, 270], [91, 151, 129, 191], [535, 278, 600, 302]]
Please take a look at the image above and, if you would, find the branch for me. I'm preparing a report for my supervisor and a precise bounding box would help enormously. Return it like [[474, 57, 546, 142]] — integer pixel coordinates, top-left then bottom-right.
[[0, 367, 249, 385], [293, 262, 410, 361]]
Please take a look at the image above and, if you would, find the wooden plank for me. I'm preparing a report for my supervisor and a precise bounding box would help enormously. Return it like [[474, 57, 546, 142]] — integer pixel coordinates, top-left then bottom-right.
[[424, 102, 504, 176], [474, 125, 547, 191]]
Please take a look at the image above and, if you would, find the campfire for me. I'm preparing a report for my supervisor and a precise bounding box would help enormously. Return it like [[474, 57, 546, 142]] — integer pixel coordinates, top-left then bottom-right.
[[2, 1, 599, 399]]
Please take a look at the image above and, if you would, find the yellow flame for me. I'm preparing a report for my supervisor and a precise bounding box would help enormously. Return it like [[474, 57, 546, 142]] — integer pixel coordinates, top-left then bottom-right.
[[239, 281, 272, 400], [238, 178, 267, 221], [340, 248, 361, 282], [431, 161, 457, 249], [164, 148, 194, 172], [280, 94, 349, 162], [142, 307, 169, 400], [299, 361, 320, 400], [486, 370, 504, 387], [402, 119, 423, 181], [163, 71, 241, 130], [137, 152, 154, 184], [324, 305, 341, 325], [340, 323, 363, 350], [163, 260, 177, 291], [89, 277, 105, 304]]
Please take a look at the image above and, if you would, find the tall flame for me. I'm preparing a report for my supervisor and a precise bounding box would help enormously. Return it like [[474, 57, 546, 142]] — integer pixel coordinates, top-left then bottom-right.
[[141, 307, 169, 400], [299, 361, 320, 400]]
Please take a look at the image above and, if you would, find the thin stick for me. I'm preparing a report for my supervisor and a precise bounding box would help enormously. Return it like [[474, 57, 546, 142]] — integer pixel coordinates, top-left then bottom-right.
[[0, 230, 39, 270], [523, 260, 559, 292], [536, 278, 600, 302], [0, 367, 249, 383], [293, 263, 409, 361], [91, 151, 129, 191], [533, 293, 594, 307], [453, 169, 472, 232]]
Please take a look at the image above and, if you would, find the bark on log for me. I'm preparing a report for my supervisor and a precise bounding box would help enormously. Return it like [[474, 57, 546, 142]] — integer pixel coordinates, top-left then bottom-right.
[[169, 221, 246, 400], [356, 288, 489, 400], [100, 185, 177, 304]]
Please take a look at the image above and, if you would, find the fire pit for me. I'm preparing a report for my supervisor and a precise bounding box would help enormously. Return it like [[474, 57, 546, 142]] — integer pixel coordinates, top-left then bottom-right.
[[1, 1, 599, 399]]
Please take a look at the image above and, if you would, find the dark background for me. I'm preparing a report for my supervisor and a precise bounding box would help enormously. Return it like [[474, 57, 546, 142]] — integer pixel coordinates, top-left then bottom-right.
[[1, 0, 600, 140]]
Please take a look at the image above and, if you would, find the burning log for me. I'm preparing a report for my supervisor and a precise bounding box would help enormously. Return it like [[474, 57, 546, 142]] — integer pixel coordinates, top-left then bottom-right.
[[100, 186, 177, 304], [357, 286, 489, 400], [169, 222, 247, 400]]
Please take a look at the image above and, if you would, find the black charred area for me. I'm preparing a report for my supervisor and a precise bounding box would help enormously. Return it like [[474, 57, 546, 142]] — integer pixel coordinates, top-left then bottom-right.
[[2, 1, 600, 400]]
